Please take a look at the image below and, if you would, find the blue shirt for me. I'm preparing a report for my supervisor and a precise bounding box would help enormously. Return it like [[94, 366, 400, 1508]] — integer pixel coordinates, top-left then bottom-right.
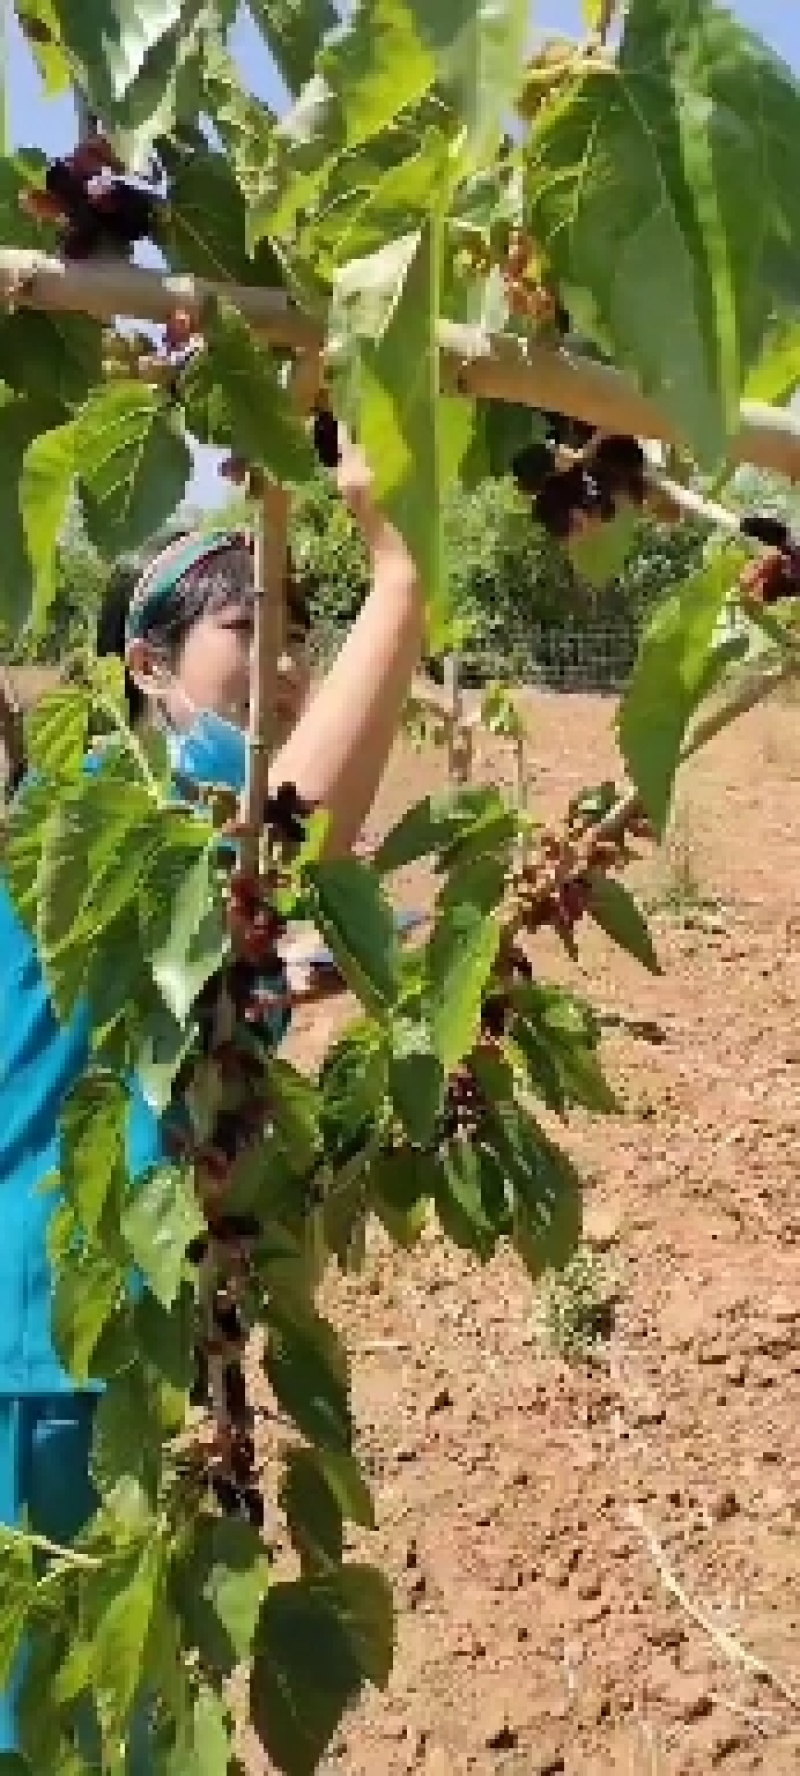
[[0, 755, 287, 1397], [0, 876, 164, 1393]]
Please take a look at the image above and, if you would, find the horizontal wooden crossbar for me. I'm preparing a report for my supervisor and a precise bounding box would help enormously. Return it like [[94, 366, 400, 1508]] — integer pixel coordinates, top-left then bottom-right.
[[2, 247, 800, 480]]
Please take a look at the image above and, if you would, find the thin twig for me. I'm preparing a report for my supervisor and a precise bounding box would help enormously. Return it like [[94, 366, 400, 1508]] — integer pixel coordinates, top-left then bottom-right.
[[627, 1504, 800, 1711], [1, 1525, 101, 1570]]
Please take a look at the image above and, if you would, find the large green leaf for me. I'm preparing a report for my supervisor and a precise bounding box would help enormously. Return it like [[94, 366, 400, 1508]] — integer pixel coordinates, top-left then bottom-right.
[[744, 319, 800, 404], [92, 1362, 182, 1501], [1, 780, 53, 931], [0, 313, 102, 412], [25, 686, 90, 782], [368, 1145, 431, 1245], [510, 984, 620, 1118], [358, 215, 448, 644], [172, 1516, 270, 1678], [52, 1244, 125, 1382], [318, 0, 526, 164], [435, 1141, 503, 1258], [486, 1103, 583, 1278], [280, 1446, 375, 1576], [92, 1538, 166, 1724], [388, 1015, 444, 1145], [318, 0, 435, 149], [250, 1565, 394, 1775], [0, 397, 63, 634], [307, 857, 400, 1013], [149, 842, 227, 1026], [48, 0, 214, 143], [375, 786, 516, 874], [160, 145, 286, 287], [61, 1074, 129, 1236], [245, 72, 346, 243], [435, 0, 528, 170], [161, 1684, 234, 1776], [249, 0, 337, 95], [76, 382, 192, 556], [616, 550, 736, 834], [0, 153, 58, 251], [19, 424, 77, 638], [0, 1531, 35, 1691], [36, 774, 158, 1016], [525, 0, 800, 461], [586, 873, 661, 975], [264, 1304, 353, 1453], [184, 297, 316, 485], [334, 129, 451, 263], [426, 899, 501, 1072]]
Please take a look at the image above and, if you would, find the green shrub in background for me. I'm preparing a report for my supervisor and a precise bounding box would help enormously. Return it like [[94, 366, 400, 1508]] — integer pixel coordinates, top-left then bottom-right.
[[290, 473, 709, 683], [0, 502, 108, 666]]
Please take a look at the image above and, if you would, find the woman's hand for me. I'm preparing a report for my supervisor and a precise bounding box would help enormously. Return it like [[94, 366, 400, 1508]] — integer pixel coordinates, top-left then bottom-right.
[[333, 428, 376, 529]]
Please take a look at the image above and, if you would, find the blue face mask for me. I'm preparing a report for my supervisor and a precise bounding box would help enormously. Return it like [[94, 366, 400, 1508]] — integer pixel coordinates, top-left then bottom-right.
[[167, 708, 247, 794]]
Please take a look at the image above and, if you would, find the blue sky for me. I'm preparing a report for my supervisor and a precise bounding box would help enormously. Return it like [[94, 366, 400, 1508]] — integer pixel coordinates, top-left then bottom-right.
[[6, 0, 799, 508]]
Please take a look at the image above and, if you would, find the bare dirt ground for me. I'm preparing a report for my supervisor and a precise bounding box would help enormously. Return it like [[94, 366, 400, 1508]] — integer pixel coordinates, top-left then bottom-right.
[[6, 670, 800, 1774]]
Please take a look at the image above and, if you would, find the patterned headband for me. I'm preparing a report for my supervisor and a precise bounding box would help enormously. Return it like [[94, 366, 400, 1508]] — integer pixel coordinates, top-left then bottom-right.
[[124, 528, 254, 643]]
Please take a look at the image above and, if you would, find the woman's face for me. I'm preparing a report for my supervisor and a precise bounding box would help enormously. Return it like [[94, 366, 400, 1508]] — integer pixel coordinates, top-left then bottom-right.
[[130, 598, 313, 745]]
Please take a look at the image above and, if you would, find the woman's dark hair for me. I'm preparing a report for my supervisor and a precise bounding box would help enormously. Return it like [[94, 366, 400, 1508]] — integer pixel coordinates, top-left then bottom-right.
[[96, 524, 311, 725], [96, 523, 191, 724]]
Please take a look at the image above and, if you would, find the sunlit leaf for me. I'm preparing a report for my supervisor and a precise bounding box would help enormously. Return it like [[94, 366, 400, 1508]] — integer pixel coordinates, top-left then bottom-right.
[[149, 842, 227, 1026], [19, 422, 77, 637], [76, 382, 192, 556], [61, 1073, 129, 1235], [0, 397, 63, 634], [52, 1244, 125, 1382], [375, 786, 516, 874], [567, 501, 640, 588], [358, 215, 448, 644], [25, 687, 90, 782], [744, 320, 800, 404], [92, 1537, 166, 1723], [249, 0, 337, 95], [617, 551, 736, 834], [525, 0, 800, 460], [186, 297, 316, 484], [0, 1531, 35, 1690], [426, 898, 501, 1072], [173, 1516, 270, 1678]]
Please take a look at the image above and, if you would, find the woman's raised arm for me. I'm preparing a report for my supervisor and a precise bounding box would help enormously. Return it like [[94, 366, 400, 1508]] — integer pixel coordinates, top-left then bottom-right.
[[271, 435, 424, 857]]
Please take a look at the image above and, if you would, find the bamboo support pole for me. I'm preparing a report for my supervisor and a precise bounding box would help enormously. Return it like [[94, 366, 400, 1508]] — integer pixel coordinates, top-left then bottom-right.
[[0, 665, 23, 795], [242, 481, 289, 872], [3, 249, 800, 482], [443, 654, 472, 784]]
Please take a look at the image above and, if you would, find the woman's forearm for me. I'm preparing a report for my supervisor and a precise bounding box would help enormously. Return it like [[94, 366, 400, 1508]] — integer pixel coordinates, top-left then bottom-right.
[[270, 508, 423, 856]]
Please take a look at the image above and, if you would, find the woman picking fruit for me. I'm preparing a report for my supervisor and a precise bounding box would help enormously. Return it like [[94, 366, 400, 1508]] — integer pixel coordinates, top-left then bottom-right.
[[0, 426, 421, 1766]]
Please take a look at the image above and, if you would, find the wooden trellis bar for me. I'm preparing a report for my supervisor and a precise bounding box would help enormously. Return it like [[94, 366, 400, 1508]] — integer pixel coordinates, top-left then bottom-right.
[[2, 248, 800, 481]]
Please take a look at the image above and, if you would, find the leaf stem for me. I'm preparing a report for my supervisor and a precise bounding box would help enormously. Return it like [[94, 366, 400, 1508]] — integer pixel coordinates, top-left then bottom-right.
[[5, 1525, 102, 1570]]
